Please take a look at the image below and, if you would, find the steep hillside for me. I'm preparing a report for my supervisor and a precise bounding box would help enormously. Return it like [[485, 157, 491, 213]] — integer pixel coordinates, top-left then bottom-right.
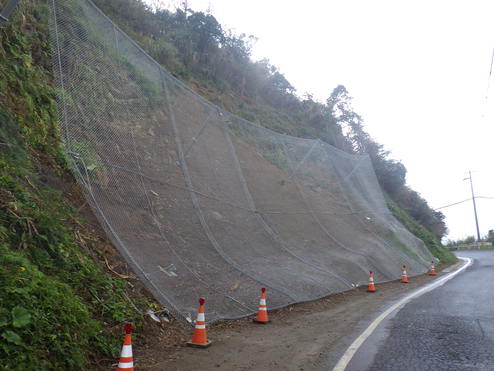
[[90, 0, 451, 248], [0, 0, 454, 369], [45, 0, 448, 322], [0, 1, 180, 369]]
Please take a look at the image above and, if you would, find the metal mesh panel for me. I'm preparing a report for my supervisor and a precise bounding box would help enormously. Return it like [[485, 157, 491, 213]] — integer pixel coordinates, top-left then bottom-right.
[[49, 0, 434, 323]]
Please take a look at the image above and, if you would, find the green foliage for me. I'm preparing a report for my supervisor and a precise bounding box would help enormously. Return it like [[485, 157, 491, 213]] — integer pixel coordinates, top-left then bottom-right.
[[0, 2, 151, 367], [0, 0, 61, 161], [239, 110, 257, 123], [488, 230, 494, 245], [393, 186, 447, 240], [446, 235, 476, 247], [92, 0, 447, 244], [387, 198, 456, 263], [0, 242, 97, 369], [11, 306, 32, 328], [92, 0, 307, 123], [228, 121, 291, 173], [71, 139, 105, 172], [0, 107, 150, 369], [325, 86, 447, 241], [0, 0, 453, 367], [446, 231, 494, 248]]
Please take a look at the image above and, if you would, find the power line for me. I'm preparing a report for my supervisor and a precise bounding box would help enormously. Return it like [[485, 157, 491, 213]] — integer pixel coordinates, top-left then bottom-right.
[[487, 48, 494, 100], [434, 196, 494, 210], [434, 198, 472, 210]]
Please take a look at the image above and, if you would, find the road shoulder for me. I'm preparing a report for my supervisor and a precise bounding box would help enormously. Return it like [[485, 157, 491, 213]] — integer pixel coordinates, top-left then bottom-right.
[[139, 262, 457, 370]]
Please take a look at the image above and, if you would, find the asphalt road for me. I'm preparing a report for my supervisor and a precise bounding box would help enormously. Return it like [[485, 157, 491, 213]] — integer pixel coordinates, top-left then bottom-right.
[[345, 250, 494, 371]]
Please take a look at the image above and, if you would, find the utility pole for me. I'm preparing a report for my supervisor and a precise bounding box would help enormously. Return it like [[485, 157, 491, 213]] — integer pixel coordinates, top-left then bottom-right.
[[464, 170, 481, 242]]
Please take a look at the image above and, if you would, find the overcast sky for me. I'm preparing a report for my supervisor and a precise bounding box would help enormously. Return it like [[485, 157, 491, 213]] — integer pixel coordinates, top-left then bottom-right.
[[148, 0, 494, 241]]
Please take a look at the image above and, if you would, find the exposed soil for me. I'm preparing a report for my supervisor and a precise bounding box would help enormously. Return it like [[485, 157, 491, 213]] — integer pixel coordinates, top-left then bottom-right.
[[135, 262, 456, 371], [35, 163, 189, 369], [33, 113, 457, 371], [37, 160, 458, 371], [73, 98, 435, 325]]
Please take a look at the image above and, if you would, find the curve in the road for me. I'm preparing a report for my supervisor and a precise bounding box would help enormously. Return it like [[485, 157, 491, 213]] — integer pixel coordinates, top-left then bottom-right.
[[332, 257, 472, 371]]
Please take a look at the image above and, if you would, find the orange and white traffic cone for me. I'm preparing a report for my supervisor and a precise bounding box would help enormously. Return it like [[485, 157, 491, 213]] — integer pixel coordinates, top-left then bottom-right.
[[429, 261, 437, 276], [401, 265, 409, 283], [253, 287, 271, 324], [187, 298, 212, 348], [117, 324, 134, 371], [367, 271, 376, 292]]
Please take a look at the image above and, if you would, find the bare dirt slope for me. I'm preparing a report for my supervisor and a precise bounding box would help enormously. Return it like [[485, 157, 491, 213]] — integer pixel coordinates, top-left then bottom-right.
[[51, 165, 454, 370], [52, 0, 434, 324], [81, 100, 433, 322]]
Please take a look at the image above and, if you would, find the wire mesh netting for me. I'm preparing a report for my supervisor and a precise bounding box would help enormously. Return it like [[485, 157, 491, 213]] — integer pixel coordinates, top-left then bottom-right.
[[48, 0, 434, 322]]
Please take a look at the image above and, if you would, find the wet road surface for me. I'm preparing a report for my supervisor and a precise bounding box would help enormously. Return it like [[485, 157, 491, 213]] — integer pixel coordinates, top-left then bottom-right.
[[345, 251, 494, 371]]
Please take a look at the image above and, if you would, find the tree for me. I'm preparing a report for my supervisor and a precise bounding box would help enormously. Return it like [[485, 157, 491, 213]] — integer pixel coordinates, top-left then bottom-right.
[[487, 229, 494, 245], [92, 0, 448, 242], [187, 11, 223, 69], [326, 86, 407, 193], [325, 85, 446, 240], [327, 85, 369, 153]]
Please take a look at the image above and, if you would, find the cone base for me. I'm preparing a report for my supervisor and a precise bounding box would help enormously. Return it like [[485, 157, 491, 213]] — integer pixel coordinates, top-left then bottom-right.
[[429, 272, 436, 276], [186, 340, 212, 348], [253, 319, 272, 324], [367, 288, 376, 292], [401, 280, 409, 283]]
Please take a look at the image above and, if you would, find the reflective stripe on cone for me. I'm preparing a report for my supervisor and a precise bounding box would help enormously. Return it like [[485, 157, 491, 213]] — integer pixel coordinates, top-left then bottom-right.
[[401, 265, 409, 283], [187, 298, 212, 348], [367, 271, 376, 292], [253, 288, 271, 324], [117, 324, 134, 371]]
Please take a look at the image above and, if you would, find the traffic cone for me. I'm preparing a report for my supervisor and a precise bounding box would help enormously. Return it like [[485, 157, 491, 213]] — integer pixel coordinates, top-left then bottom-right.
[[117, 324, 134, 371], [253, 287, 271, 324], [187, 298, 212, 348], [367, 271, 376, 292], [429, 261, 437, 276], [401, 265, 409, 283]]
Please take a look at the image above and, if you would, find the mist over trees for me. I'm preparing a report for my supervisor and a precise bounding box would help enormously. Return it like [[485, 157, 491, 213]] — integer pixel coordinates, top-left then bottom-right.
[[93, 0, 447, 241]]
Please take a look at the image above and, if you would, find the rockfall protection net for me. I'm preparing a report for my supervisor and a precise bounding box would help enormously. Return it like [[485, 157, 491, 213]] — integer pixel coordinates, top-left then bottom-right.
[[48, 0, 434, 322]]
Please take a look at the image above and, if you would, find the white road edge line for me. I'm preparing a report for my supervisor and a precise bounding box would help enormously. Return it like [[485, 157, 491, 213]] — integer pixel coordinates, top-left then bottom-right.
[[332, 257, 472, 371]]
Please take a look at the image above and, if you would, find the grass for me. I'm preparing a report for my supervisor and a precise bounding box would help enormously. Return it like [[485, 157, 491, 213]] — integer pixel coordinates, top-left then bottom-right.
[[0, 2, 154, 368], [387, 198, 457, 264], [0, 0, 458, 367], [448, 245, 494, 251], [0, 106, 153, 369]]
